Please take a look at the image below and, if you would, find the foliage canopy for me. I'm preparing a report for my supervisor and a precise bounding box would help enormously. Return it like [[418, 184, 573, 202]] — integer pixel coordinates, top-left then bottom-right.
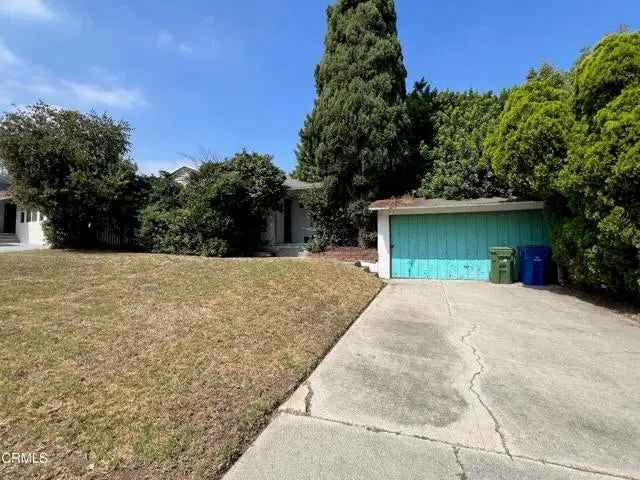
[[487, 64, 573, 199], [138, 151, 287, 257], [294, 0, 411, 245], [419, 90, 506, 200], [0, 102, 143, 247]]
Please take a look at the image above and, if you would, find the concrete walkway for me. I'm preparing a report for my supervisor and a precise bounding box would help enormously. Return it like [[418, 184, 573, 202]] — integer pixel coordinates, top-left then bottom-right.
[[0, 244, 47, 253], [225, 281, 640, 480]]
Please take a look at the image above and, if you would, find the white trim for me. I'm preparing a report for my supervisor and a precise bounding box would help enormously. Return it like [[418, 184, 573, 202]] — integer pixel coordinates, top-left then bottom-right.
[[371, 201, 544, 215], [377, 212, 391, 279]]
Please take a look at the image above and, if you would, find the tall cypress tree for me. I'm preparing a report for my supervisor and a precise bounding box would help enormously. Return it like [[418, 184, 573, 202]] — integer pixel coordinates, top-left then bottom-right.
[[294, 0, 410, 245]]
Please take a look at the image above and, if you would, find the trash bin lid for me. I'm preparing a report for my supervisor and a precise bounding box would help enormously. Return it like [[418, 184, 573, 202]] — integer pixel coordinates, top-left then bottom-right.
[[490, 246, 515, 257]]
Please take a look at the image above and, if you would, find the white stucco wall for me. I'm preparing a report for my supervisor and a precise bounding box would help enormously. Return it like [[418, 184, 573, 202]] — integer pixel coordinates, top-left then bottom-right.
[[377, 211, 391, 279], [290, 196, 312, 244], [15, 209, 47, 245], [263, 192, 313, 245]]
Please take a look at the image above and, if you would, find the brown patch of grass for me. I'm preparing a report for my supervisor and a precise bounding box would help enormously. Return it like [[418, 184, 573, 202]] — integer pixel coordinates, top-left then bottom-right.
[[0, 251, 382, 479]]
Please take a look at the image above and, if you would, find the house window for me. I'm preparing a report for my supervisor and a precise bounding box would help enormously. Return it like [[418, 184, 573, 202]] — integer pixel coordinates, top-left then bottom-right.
[[27, 210, 39, 222], [20, 211, 25, 223]]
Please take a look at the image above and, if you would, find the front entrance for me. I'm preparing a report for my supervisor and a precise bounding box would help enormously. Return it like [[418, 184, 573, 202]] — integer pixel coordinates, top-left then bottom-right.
[[3, 202, 16, 234], [283, 199, 292, 244]]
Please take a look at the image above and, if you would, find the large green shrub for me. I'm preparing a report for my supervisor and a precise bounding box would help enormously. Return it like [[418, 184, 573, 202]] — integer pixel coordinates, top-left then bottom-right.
[[138, 151, 287, 257], [573, 32, 640, 119], [405, 79, 439, 189], [0, 102, 142, 248], [487, 64, 573, 199], [418, 90, 506, 199], [488, 32, 640, 296], [554, 32, 640, 294]]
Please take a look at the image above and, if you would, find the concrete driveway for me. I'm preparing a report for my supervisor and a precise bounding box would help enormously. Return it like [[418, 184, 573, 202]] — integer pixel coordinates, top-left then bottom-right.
[[225, 281, 640, 480]]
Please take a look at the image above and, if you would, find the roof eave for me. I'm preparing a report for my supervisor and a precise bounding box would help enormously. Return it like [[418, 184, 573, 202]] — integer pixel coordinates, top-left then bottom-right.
[[370, 201, 545, 215]]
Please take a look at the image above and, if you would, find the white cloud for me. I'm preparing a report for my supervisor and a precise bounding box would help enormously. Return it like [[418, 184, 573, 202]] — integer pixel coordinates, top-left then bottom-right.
[[0, 0, 57, 21], [0, 40, 147, 111], [0, 39, 20, 66], [156, 31, 193, 55], [65, 82, 147, 109], [89, 65, 119, 84]]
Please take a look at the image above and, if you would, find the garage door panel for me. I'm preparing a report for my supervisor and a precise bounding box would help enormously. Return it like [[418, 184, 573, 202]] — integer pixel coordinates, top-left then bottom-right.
[[390, 211, 549, 280]]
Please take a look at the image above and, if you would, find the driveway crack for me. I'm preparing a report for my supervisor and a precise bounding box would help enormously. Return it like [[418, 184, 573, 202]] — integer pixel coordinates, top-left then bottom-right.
[[442, 281, 512, 458], [452, 446, 468, 480], [278, 411, 638, 480], [304, 381, 313, 415], [461, 324, 512, 458]]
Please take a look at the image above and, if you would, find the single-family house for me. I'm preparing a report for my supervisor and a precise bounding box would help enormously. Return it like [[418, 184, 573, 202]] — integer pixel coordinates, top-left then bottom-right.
[[370, 197, 550, 280], [0, 173, 48, 247], [169, 167, 319, 256]]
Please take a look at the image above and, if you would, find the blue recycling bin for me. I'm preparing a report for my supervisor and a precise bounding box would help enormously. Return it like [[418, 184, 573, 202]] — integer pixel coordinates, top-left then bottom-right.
[[519, 246, 552, 286]]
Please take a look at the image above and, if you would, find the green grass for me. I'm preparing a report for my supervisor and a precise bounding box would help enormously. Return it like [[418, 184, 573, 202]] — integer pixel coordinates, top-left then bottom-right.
[[0, 251, 382, 479]]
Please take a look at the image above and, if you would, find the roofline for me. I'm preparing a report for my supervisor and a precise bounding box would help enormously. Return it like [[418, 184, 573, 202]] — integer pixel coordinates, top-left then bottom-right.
[[370, 200, 545, 215], [286, 184, 321, 191]]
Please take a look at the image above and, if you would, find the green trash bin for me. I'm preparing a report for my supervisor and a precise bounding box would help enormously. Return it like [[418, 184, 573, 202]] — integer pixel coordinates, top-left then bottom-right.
[[490, 247, 516, 284]]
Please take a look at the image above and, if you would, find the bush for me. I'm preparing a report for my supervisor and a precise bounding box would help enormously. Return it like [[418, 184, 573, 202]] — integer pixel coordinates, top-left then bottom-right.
[[556, 45, 640, 294], [0, 102, 141, 248], [137, 151, 286, 257], [298, 183, 354, 251], [487, 64, 573, 199], [489, 32, 640, 297], [418, 90, 507, 200]]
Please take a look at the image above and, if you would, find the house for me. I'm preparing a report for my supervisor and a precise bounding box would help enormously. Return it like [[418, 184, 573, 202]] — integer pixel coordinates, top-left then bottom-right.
[[170, 166, 197, 186], [370, 197, 550, 280], [0, 173, 48, 247], [169, 167, 319, 256]]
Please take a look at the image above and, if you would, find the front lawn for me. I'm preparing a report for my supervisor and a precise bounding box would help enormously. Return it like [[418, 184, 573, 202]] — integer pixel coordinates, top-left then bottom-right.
[[0, 251, 382, 479]]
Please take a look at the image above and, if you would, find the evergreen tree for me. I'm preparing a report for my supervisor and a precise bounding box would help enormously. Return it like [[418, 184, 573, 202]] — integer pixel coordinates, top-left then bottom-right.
[[487, 64, 573, 199], [294, 0, 410, 246], [419, 90, 506, 200]]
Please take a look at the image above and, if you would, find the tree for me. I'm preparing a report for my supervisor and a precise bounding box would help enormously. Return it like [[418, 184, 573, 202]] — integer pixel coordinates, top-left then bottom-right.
[[486, 64, 573, 199], [137, 151, 287, 257], [555, 32, 640, 294], [418, 90, 506, 199], [294, 0, 411, 246], [405, 78, 439, 189], [573, 31, 640, 120], [0, 102, 140, 247]]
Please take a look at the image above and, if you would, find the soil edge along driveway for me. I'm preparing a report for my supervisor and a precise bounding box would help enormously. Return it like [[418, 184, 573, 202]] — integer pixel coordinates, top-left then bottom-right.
[[224, 280, 640, 480]]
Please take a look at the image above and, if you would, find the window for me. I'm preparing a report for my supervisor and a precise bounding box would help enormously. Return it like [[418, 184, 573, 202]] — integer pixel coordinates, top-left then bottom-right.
[[20, 211, 25, 223]]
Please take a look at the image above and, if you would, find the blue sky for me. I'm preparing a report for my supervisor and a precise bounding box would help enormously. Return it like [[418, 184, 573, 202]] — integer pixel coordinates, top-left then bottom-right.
[[1, 0, 638, 175]]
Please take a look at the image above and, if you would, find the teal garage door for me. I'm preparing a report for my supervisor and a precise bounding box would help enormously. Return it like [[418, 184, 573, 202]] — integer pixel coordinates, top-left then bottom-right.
[[390, 210, 550, 280]]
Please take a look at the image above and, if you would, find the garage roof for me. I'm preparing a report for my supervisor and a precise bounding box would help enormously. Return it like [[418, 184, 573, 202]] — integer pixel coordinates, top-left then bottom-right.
[[369, 197, 544, 214]]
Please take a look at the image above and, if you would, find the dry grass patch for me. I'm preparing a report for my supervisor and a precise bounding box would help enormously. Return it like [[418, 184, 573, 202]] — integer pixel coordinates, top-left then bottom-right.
[[0, 251, 382, 479]]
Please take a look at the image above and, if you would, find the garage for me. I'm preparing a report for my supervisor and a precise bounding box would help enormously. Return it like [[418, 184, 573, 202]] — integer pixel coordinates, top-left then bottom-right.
[[370, 198, 550, 280]]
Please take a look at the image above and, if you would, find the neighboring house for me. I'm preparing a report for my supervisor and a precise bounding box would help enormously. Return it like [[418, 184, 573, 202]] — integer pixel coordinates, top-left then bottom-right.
[[169, 167, 319, 256], [0, 174, 48, 246], [370, 197, 550, 280], [170, 166, 197, 186]]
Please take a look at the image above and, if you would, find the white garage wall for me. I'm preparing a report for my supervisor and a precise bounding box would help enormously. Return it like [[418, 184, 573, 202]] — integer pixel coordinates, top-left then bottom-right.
[[377, 212, 391, 279]]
